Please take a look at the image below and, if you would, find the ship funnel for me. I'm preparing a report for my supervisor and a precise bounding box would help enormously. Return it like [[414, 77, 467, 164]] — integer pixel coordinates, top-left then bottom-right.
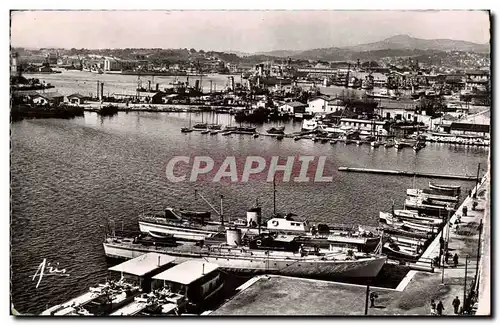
[[226, 228, 242, 247], [246, 207, 262, 228]]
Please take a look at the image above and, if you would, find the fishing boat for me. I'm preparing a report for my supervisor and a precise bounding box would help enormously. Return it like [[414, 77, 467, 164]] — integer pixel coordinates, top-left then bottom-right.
[[378, 222, 431, 240], [41, 253, 175, 316], [193, 124, 208, 129], [294, 136, 302, 141], [253, 134, 259, 138], [221, 131, 232, 136], [330, 139, 337, 144], [209, 130, 219, 135], [200, 129, 210, 135], [406, 189, 458, 202], [103, 229, 387, 279]]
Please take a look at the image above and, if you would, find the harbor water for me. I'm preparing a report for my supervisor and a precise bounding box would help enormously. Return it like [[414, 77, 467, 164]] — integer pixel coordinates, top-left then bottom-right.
[[11, 113, 488, 315]]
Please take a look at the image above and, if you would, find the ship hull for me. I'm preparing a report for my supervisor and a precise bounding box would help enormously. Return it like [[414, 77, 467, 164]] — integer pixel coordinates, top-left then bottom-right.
[[103, 242, 386, 278]]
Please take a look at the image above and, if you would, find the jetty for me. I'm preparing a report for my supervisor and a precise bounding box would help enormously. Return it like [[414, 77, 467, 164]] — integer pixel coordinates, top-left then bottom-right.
[[338, 167, 476, 181]]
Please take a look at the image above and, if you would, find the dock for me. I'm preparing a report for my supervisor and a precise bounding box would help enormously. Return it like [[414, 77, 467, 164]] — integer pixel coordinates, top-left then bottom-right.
[[338, 167, 477, 180]]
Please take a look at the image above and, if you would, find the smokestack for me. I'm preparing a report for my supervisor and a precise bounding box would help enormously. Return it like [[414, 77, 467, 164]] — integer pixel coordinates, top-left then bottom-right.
[[202, 263, 205, 275], [97, 81, 100, 100], [156, 83, 159, 91], [158, 255, 160, 266], [100, 82, 104, 101], [148, 80, 151, 91]]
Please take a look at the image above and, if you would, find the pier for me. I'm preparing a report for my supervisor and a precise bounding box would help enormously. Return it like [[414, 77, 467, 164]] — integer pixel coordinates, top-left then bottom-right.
[[338, 167, 477, 180]]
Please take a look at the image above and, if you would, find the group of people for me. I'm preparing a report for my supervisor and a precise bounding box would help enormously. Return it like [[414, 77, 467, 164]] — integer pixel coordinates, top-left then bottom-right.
[[430, 297, 462, 315]]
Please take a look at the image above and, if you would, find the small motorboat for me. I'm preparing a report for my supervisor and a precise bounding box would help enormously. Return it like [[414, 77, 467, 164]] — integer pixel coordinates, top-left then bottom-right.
[[221, 131, 232, 136], [209, 130, 219, 135], [253, 134, 259, 138], [330, 139, 337, 144], [294, 136, 301, 141], [200, 129, 210, 135], [181, 127, 193, 133]]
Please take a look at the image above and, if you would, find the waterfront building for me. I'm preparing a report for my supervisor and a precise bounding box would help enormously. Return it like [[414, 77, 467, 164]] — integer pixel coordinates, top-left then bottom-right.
[[104, 58, 122, 71], [449, 123, 490, 137], [66, 93, 86, 106], [307, 96, 330, 114], [376, 99, 418, 121], [31, 92, 64, 106], [339, 118, 388, 136], [278, 101, 307, 114]]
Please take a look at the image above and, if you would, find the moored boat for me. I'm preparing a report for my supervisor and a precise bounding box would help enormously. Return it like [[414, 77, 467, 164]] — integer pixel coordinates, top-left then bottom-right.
[[428, 182, 461, 195], [406, 189, 458, 202], [103, 230, 387, 278]]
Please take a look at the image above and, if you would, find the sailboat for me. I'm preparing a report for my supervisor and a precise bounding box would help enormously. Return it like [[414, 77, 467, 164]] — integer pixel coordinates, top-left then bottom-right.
[[193, 111, 208, 129], [181, 113, 194, 133]]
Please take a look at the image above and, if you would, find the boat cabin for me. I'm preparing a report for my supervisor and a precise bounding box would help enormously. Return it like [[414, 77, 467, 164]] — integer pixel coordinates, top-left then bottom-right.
[[107, 253, 176, 293], [266, 215, 310, 233], [151, 261, 223, 306]]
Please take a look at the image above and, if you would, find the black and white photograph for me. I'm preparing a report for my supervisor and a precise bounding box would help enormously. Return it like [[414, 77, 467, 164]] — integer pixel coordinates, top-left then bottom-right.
[[9, 9, 491, 317]]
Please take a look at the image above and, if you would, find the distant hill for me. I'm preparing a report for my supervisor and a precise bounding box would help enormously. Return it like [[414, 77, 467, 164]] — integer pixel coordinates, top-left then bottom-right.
[[252, 35, 489, 61], [343, 35, 489, 53]]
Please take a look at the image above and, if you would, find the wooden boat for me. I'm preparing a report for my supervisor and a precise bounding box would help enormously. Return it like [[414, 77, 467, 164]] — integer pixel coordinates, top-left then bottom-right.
[[209, 130, 219, 135], [253, 134, 259, 138], [221, 131, 232, 136], [180, 127, 193, 133], [200, 129, 210, 134]]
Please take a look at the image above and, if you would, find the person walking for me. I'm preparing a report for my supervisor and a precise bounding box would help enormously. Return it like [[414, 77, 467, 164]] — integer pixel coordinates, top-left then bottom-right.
[[452, 296, 461, 314], [436, 300, 445, 315], [462, 205, 468, 217], [430, 300, 437, 315], [453, 253, 459, 267]]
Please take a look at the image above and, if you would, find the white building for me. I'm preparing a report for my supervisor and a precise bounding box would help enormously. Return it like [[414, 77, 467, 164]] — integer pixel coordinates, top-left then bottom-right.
[[339, 118, 388, 135]]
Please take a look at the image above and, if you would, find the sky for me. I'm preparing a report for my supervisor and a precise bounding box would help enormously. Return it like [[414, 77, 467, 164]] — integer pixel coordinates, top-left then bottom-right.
[[10, 10, 491, 53]]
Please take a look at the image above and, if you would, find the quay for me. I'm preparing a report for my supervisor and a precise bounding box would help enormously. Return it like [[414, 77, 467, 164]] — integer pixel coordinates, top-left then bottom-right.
[[207, 173, 490, 316], [338, 167, 477, 181]]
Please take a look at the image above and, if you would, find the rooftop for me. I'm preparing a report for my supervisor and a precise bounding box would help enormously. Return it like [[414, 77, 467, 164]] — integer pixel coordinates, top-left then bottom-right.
[[152, 260, 219, 285], [108, 253, 176, 277]]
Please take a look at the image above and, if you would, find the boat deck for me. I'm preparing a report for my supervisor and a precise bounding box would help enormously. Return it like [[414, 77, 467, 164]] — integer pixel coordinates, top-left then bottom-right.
[[41, 291, 98, 315], [110, 301, 148, 316]]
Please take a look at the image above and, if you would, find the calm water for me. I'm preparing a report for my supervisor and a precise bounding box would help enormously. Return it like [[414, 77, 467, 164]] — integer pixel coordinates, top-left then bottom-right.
[[10, 111, 488, 314]]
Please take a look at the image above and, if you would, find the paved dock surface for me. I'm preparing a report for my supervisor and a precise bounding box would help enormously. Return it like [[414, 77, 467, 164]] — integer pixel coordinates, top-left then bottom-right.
[[210, 175, 489, 316]]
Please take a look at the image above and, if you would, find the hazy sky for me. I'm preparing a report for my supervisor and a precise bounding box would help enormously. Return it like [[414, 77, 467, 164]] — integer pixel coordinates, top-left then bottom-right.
[[10, 10, 490, 52]]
